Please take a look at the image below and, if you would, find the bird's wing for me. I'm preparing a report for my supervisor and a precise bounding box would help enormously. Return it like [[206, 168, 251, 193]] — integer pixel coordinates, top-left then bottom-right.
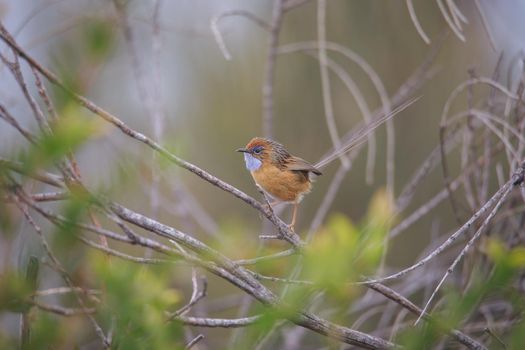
[[286, 156, 322, 175]]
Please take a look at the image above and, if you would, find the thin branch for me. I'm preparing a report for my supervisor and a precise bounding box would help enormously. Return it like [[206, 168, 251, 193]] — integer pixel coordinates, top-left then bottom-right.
[[13, 193, 109, 348], [177, 315, 262, 328], [283, 0, 312, 12], [79, 237, 171, 265], [167, 273, 207, 319], [262, 0, 285, 138], [0, 158, 64, 188], [5, 191, 69, 202], [439, 77, 519, 222], [396, 127, 461, 213], [406, 0, 431, 44], [211, 10, 271, 60], [235, 248, 296, 266], [185, 334, 204, 349], [0, 51, 50, 133], [0, 104, 37, 143], [473, 0, 496, 52], [317, 0, 350, 169], [367, 283, 486, 350], [416, 178, 525, 324], [436, 0, 465, 42], [364, 175, 518, 284], [151, 0, 165, 219], [441, 78, 519, 123], [30, 300, 96, 317], [34, 287, 100, 298], [308, 164, 351, 237], [391, 142, 504, 239]]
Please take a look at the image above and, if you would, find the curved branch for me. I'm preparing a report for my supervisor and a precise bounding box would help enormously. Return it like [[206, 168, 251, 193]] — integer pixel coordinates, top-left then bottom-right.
[[406, 0, 431, 44], [210, 10, 271, 60]]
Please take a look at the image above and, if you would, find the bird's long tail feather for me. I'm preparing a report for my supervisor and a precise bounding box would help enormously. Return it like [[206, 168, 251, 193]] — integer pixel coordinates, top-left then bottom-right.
[[314, 96, 421, 169]]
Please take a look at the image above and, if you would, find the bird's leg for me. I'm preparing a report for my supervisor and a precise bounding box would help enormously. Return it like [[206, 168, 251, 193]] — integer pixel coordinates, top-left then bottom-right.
[[256, 185, 279, 211], [288, 200, 298, 231], [265, 200, 281, 212]]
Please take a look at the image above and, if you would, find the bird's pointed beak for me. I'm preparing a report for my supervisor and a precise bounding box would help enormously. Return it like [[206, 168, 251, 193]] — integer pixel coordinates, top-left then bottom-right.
[[236, 148, 250, 153]]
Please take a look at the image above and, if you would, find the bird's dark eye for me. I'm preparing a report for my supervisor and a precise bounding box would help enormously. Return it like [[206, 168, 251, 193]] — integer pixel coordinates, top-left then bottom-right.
[[253, 146, 263, 154]]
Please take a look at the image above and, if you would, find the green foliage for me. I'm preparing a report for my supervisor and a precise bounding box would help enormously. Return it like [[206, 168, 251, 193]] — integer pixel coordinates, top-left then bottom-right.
[[23, 313, 62, 350], [50, 17, 115, 110], [0, 271, 33, 313], [52, 185, 97, 252], [0, 330, 16, 350], [303, 189, 393, 299], [19, 110, 101, 174], [89, 251, 183, 350], [234, 304, 288, 350], [397, 322, 442, 350], [25, 256, 40, 297], [83, 19, 115, 59], [0, 166, 13, 232]]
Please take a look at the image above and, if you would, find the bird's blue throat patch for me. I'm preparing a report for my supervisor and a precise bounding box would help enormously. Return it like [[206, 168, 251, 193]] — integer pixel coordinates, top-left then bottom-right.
[[243, 153, 262, 171]]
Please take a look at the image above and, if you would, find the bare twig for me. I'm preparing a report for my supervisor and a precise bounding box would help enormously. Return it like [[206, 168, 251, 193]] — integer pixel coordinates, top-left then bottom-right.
[[211, 10, 271, 60], [473, 0, 497, 52], [416, 163, 524, 324], [13, 193, 110, 348], [262, 0, 285, 138], [437, 0, 465, 42], [317, 0, 350, 169], [364, 174, 518, 284], [406, 0, 431, 44], [4, 191, 69, 202], [168, 272, 207, 319], [368, 283, 486, 350], [1, 158, 64, 187], [235, 249, 296, 266], [185, 334, 204, 349], [283, 0, 312, 12], [30, 300, 96, 317], [177, 315, 261, 328]]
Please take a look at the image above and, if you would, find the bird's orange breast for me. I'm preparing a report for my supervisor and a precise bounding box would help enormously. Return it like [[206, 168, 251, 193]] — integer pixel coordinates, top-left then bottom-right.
[[251, 162, 311, 202]]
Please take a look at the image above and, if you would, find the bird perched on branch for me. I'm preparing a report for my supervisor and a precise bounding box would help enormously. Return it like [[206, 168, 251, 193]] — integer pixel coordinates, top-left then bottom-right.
[[237, 96, 420, 231]]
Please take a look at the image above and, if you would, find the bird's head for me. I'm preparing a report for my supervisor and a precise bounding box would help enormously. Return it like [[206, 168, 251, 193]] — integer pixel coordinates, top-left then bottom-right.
[[237, 137, 284, 172]]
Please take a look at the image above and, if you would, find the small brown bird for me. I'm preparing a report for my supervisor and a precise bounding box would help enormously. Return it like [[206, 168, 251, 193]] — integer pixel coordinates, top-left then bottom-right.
[[237, 138, 321, 230], [237, 96, 420, 231]]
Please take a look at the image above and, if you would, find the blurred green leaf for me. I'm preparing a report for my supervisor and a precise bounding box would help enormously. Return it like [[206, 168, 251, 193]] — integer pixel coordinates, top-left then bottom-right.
[[0, 166, 13, 232], [18, 108, 105, 180], [0, 271, 33, 313], [357, 189, 394, 271], [83, 19, 115, 59], [0, 330, 16, 350], [90, 251, 183, 350], [509, 320, 525, 349], [303, 189, 393, 299], [25, 256, 40, 293], [398, 322, 442, 350], [303, 213, 359, 298], [49, 16, 115, 109], [52, 185, 97, 252]]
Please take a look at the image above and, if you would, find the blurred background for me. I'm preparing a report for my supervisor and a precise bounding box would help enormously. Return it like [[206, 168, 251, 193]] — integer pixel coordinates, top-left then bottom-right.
[[1, 0, 525, 348]]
